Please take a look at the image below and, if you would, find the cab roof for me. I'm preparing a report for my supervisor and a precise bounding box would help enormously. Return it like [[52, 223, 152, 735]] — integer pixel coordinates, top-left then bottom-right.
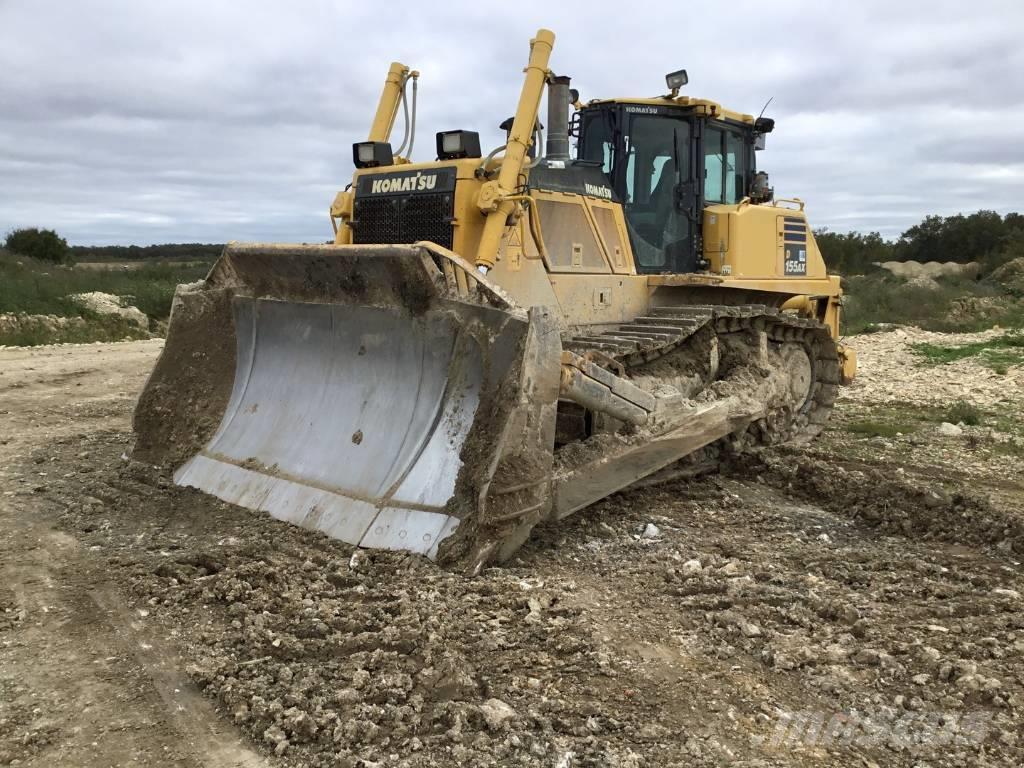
[[584, 97, 755, 125]]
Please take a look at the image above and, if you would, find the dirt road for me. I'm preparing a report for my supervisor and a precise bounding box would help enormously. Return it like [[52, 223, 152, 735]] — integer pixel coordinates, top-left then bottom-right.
[[1, 334, 1022, 767], [0, 342, 266, 767]]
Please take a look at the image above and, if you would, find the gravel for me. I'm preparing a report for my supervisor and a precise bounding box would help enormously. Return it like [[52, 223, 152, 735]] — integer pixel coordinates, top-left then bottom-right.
[[2, 328, 1022, 767]]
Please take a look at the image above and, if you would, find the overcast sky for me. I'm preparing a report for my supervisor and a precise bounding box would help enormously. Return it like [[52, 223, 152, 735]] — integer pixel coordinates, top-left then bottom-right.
[[2, 0, 1022, 245]]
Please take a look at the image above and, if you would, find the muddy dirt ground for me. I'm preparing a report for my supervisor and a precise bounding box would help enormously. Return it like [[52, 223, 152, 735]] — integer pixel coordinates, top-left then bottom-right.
[[1, 331, 1023, 767]]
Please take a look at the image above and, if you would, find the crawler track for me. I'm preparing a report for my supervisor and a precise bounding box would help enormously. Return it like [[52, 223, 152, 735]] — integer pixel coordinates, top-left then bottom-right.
[[564, 304, 841, 447]]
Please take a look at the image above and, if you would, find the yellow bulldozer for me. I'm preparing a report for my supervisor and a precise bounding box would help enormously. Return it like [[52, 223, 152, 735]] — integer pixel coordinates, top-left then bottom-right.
[[134, 29, 856, 572]]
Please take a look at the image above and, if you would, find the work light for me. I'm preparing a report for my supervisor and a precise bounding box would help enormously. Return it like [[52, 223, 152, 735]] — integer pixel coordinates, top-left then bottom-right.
[[352, 141, 394, 168], [665, 69, 689, 91], [436, 130, 482, 160]]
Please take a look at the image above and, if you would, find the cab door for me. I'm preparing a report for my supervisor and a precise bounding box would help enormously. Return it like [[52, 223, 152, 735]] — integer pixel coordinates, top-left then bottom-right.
[[579, 106, 699, 274]]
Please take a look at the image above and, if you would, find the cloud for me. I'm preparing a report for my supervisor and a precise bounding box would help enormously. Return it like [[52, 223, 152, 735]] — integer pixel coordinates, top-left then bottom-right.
[[1, 0, 1022, 244]]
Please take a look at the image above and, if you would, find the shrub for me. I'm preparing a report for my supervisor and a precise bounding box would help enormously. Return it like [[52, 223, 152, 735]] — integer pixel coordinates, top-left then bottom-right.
[[4, 227, 71, 264], [946, 401, 983, 426]]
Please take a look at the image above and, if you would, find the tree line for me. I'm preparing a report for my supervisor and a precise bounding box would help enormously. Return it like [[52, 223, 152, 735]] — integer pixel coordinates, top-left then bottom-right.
[[1, 229, 224, 264], [6, 209, 1024, 275], [815, 210, 1024, 276], [70, 242, 224, 262]]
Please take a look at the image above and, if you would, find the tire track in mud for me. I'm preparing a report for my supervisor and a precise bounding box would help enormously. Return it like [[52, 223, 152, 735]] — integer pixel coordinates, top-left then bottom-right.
[[0, 495, 267, 768], [87, 587, 268, 768], [0, 341, 266, 768]]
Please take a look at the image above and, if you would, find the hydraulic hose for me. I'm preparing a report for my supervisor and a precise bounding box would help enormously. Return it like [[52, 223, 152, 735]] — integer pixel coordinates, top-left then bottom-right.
[[393, 75, 411, 156], [405, 75, 418, 159]]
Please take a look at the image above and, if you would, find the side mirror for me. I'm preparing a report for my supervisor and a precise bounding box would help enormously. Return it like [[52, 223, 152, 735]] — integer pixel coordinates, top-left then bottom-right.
[[754, 133, 767, 151]]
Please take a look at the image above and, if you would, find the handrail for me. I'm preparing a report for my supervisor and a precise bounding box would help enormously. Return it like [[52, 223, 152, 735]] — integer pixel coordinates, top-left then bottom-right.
[[772, 197, 806, 211]]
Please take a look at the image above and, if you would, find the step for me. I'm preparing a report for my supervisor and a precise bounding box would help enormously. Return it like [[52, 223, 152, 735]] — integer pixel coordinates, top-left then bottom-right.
[[620, 323, 690, 334], [633, 316, 704, 328], [568, 337, 637, 353], [610, 330, 679, 342], [650, 305, 716, 317]]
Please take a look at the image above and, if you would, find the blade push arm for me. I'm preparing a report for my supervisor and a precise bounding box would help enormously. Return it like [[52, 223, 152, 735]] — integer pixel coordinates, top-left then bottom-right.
[[474, 28, 555, 273], [368, 61, 410, 143]]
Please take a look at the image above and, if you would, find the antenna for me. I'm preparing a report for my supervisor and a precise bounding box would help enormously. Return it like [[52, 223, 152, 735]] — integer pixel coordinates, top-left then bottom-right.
[[756, 96, 774, 121]]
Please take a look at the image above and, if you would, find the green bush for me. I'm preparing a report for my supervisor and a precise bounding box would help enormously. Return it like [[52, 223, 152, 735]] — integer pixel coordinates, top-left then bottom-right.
[[4, 227, 71, 264], [946, 401, 983, 426], [985, 233, 1024, 282]]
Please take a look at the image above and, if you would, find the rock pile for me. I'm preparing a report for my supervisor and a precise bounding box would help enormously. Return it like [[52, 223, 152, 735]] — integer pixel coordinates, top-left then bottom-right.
[[68, 292, 149, 329], [877, 260, 980, 280]]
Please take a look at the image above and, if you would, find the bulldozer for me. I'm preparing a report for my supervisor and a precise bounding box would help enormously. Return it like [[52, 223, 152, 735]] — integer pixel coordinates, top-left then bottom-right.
[[134, 29, 857, 572]]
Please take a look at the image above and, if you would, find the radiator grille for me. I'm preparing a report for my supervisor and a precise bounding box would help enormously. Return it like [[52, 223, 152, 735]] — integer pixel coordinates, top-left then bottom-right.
[[352, 193, 454, 249]]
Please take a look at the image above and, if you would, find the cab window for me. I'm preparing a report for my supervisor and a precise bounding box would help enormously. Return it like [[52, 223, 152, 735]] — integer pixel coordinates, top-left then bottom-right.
[[580, 112, 614, 173], [704, 126, 724, 203], [726, 131, 744, 203], [703, 125, 747, 204]]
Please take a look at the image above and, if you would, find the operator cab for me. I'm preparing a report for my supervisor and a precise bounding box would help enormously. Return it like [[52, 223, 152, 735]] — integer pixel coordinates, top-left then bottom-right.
[[576, 98, 768, 274]]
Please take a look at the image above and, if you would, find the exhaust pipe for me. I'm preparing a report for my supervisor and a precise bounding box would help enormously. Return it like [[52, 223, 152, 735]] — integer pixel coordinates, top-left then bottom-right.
[[545, 74, 572, 161]]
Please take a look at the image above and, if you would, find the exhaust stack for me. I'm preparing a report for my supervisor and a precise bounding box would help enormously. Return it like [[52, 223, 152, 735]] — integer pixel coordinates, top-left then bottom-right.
[[545, 74, 572, 161]]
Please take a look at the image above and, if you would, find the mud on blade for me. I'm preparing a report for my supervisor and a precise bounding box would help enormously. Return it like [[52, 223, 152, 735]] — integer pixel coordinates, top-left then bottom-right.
[[133, 243, 561, 564]]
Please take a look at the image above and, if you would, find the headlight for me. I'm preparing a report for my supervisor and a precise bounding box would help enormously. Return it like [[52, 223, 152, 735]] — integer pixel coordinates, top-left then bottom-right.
[[352, 141, 393, 168], [435, 130, 481, 160]]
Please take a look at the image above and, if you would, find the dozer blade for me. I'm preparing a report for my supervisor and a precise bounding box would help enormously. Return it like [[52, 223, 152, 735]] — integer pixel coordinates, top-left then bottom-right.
[[133, 243, 561, 566]]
